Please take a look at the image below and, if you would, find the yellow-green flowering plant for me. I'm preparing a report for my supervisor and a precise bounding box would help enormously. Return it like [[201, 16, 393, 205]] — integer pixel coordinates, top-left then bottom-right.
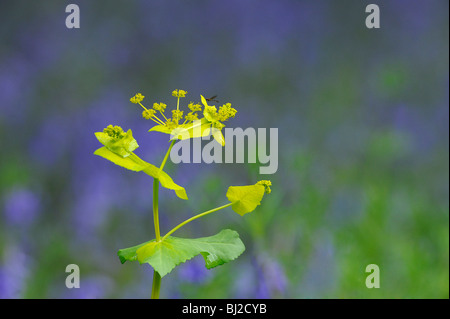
[[94, 90, 271, 298]]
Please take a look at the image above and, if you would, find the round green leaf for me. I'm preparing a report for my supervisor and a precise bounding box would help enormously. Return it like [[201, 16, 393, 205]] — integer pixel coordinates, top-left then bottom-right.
[[226, 184, 265, 216], [117, 229, 245, 278]]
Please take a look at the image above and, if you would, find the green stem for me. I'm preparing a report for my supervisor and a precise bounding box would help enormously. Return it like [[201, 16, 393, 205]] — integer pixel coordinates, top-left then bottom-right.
[[152, 139, 175, 243], [159, 140, 176, 171], [150, 139, 176, 299], [151, 177, 161, 299], [161, 203, 233, 241], [153, 178, 161, 242], [151, 270, 161, 299], [176, 97, 181, 124]]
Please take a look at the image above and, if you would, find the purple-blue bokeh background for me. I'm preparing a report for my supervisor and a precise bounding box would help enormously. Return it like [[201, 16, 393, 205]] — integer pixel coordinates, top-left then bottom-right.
[[0, 0, 448, 298]]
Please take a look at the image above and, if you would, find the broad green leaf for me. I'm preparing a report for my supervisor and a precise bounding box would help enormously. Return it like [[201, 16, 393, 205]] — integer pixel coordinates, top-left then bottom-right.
[[171, 118, 212, 141], [94, 147, 148, 172], [94, 147, 188, 200], [117, 240, 151, 264], [149, 124, 173, 134], [149, 118, 212, 142], [211, 128, 225, 146], [117, 229, 245, 278], [143, 165, 188, 200], [226, 184, 265, 216]]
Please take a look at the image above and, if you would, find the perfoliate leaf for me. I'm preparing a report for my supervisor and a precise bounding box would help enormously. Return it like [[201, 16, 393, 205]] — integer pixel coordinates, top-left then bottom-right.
[[117, 229, 245, 278], [117, 240, 150, 264], [149, 125, 173, 135], [149, 118, 212, 142], [171, 118, 212, 141], [226, 184, 266, 216], [200, 95, 208, 109], [95, 128, 138, 157], [94, 147, 148, 172], [143, 165, 188, 200], [94, 147, 188, 200], [211, 128, 225, 146]]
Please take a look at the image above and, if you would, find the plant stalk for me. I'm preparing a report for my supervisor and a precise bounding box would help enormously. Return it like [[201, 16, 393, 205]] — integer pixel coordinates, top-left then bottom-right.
[[151, 271, 161, 299], [162, 203, 233, 241], [153, 178, 161, 242], [150, 140, 176, 299]]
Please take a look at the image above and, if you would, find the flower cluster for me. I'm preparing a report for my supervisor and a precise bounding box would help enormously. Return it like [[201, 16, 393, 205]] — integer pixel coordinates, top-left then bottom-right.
[[172, 89, 187, 98], [184, 102, 202, 122], [153, 103, 167, 112], [95, 125, 139, 157], [201, 96, 237, 130], [130, 90, 188, 126], [218, 103, 237, 121], [130, 93, 145, 104], [172, 110, 184, 121], [142, 109, 156, 120], [103, 125, 127, 139], [129, 90, 237, 146], [257, 180, 272, 194]]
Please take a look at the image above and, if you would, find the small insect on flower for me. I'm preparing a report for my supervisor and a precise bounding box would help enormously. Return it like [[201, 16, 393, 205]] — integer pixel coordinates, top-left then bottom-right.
[[205, 95, 219, 103]]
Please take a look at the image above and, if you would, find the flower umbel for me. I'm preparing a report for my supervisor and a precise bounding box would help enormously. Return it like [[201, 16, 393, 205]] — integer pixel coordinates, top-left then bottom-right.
[[200, 96, 236, 125], [130, 93, 145, 104], [130, 93, 166, 125], [172, 110, 184, 122], [199, 95, 237, 146], [142, 109, 156, 120], [172, 89, 187, 98], [95, 125, 139, 157], [103, 125, 126, 139], [188, 102, 202, 112], [217, 103, 237, 121], [131, 90, 237, 147], [153, 103, 167, 112]]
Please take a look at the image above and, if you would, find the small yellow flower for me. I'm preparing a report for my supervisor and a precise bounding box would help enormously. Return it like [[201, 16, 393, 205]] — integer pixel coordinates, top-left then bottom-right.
[[153, 103, 167, 112], [172, 89, 187, 98], [172, 109, 184, 121], [257, 180, 272, 194], [188, 102, 202, 112], [217, 103, 237, 121], [184, 112, 199, 122], [143, 92, 237, 147], [165, 118, 178, 130], [103, 125, 127, 139], [130, 93, 145, 104], [142, 109, 156, 120]]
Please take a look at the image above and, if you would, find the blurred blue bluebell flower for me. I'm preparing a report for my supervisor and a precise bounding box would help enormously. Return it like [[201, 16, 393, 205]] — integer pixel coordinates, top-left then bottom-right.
[[3, 188, 41, 226]]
